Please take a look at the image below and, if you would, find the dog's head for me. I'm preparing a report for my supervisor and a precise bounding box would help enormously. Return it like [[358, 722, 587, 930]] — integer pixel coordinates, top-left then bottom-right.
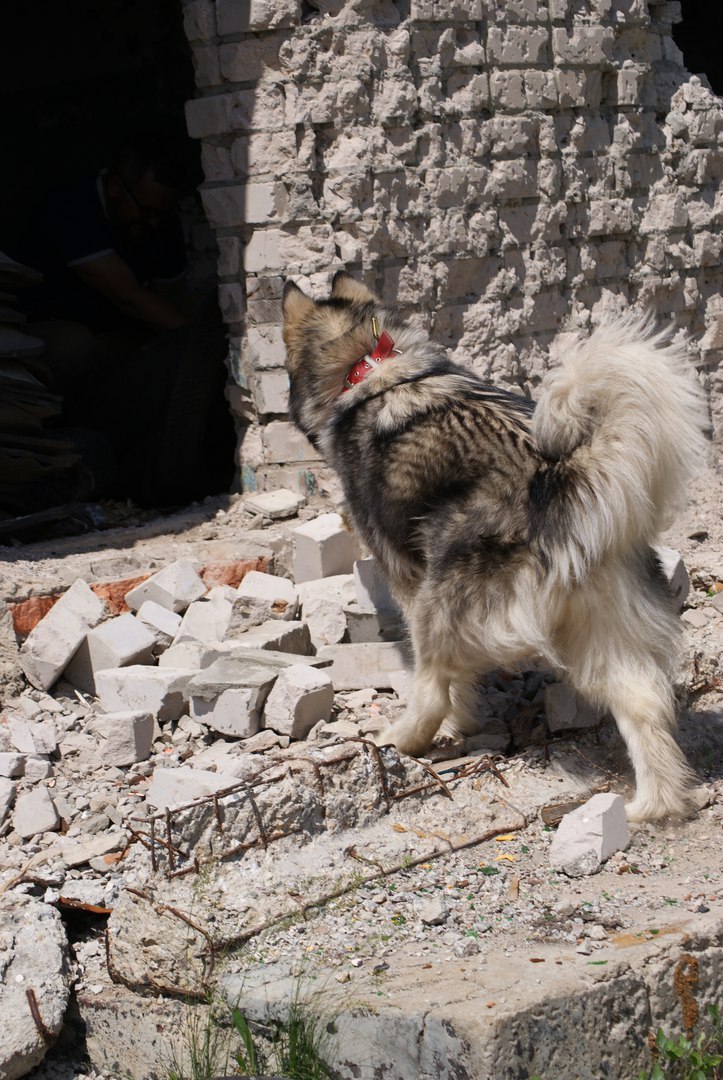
[[282, 271, 386, 437]]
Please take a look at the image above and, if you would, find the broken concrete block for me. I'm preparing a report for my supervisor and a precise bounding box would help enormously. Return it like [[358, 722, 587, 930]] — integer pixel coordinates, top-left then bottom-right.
[[60, 832, 125, 868], [186, 657, 278, 738], [0, 893, 71, 1079], [0, 777, 14, 826], [9, 717, 57, 755], [90, 711, 154, 767], [0, 753, 25, 778], [292, 513, 362, 583], [13, 787, 60, 839], [316, 641, 409, 690], [353, 557, 400, 613], [245, 488, 305, 519], [232, 619, 313, 654], [345, 604, 404, 644], [654, 545, 690, 609], [232, 570, 299, 625], [173, 591, 234, 644], [297, 575, 355, 647], [125, 560, 207, 614], [64, 613, 157, 694], [544, 683, 602, 734], [550, 793, 630, 877], [23, 756, 53, 782], [136, 601, 183, 651], [95, 666, 195, 723], [19, 579, 105, 690], [147, 765, 243, 810], [263, 663, 335, 739]]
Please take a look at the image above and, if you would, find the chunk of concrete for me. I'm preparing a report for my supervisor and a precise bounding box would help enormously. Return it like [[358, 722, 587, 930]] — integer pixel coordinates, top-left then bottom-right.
[[146, 765, 243, 810], [316, 642, 408, 690], [232, 619, 313, 655], [298, 575, 356, 647], [136, 600, 183, 651], [19, 579, 105, 690], [245, 488, 305, 519], [64, 613, 157, 694], [13, 786, 60, 839], [263, 664, 335, 739], [0, 753, 25, 778], [550, 793, 630, 878], [353, 557, 400, 614], [95, 666, 195, 723], [9, 717, 57, 755], [654, 545, 690, 609], [232, 570, 299, 626], [124, 560, 207, 614], [345, 604, 404, 644], [292, 513, 362, 583], [544, 683, 602, 734], [0, 777, 14, 826], [90, 711, 154, 767], [0, 893, 71, 1079], [186, 656, 278, 738], [173, 591, 234, 644]]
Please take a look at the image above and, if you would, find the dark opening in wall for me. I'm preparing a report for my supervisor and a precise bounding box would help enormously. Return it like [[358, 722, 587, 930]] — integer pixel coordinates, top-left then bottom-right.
[[672, 0, 723, 96], [0, 0, 236, 533]]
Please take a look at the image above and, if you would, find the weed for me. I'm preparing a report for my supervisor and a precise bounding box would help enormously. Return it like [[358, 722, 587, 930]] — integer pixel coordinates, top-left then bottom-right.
[[231, 984, 337, 1080], [639, 1004, 723, 1080]]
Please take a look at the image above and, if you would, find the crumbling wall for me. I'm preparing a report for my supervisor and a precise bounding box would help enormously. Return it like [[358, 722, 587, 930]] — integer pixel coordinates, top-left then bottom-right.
[[181, 0, 723, 492]]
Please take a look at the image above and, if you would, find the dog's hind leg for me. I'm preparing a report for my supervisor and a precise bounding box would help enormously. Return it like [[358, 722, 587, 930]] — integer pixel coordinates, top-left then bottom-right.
[[440, 677, 485, 741], [587, 665, 696, 822], [377, 665, 451, 757]]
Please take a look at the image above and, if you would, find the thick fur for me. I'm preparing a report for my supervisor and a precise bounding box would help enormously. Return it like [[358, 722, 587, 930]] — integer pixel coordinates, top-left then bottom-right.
[[282, 272, 709, 822]]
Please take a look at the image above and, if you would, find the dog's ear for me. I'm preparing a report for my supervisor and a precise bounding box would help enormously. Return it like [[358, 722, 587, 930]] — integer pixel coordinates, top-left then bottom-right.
[[282, 280, 316, 322], [331, 270, 376, 304]]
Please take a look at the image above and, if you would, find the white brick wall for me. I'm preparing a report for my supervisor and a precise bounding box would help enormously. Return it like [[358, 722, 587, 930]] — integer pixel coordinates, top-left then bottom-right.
[[181, 0, 723, 490]]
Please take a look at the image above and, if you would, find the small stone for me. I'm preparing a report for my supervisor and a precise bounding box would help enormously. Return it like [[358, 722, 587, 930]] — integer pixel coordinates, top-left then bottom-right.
[[418, 896, 448, 925], [0, 753, 25, 778], [245, 489, 305, 519], [550, 793, 629, 878], [125, 560, 207, 614], [13, 788, 60, 839]]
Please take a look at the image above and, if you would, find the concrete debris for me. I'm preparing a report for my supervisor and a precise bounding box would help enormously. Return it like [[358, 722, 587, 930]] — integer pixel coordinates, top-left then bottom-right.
[[125, 559, 207, 614], [89, 710, 154, 767], [0, 752, 25, 778], [316, 641, 409, 689], [13, 786, 61, 839], [19, 578, 105, 690], [233, 569, 299, 624], [172, 591, 234, 645], [0, 776, 14, 826], [95, 665, 195, 722], [135, 599, 183, 651], [298, 574, 356, 647], [0, 892, 71, 1080], [147, 764, 246, 810], [353, 556, 400, 614], [544, 683, 603, 734], [550, 793, 630, 877]]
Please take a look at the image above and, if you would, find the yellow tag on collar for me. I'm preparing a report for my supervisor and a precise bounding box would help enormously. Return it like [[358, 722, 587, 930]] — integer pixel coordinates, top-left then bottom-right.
[[371, 316, 379, 340]]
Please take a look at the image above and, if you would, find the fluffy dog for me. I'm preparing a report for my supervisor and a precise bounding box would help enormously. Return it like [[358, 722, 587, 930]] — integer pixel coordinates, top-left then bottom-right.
[[282, 271, 708, 822]]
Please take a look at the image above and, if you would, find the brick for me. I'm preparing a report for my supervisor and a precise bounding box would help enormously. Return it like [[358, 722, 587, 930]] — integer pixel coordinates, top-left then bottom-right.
[[244, 488, 304, 518], [233, 570, 299, 624], [183, 0, 215, 42], [353, 558, 400, 614], [90, 711, 154, 767], [292, 514, 362, 583], [487, 27, 549, 65], [136, 601, 183, 651], [187, 656, 278, 737], [185, 94, 232, 139], [552, 27, 613, 65], [95, 667, 195, 723], [230, 619, 312, 654], [316, 642, 408, 690], [263, 664, 334, 739], [19, 579, 105, 691], [64, 614, 157, 695], [173, 590, 235, 645], [125, 560, 207, 615], [298, 575, 356, 648], [345, 605, 404, 644], [200, 184, 245, 229], [262, 422, 318, 464], [253, 370, 290, 415], [216, 0, 298, 34]]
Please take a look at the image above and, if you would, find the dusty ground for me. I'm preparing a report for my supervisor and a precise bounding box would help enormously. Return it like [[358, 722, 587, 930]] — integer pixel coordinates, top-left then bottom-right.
[[0, 459, 721, 1080]]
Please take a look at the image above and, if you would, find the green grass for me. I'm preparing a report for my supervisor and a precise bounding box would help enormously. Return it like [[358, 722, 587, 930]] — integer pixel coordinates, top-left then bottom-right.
[[639, 1005, 723, 1080]]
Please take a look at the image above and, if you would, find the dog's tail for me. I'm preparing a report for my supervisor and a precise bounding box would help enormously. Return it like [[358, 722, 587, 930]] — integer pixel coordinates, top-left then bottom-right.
[[531, 312, 708, 584]]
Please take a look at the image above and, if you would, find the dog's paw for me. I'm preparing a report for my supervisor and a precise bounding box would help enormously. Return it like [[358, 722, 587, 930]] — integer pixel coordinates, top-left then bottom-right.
[[373, 722, 430, 758]]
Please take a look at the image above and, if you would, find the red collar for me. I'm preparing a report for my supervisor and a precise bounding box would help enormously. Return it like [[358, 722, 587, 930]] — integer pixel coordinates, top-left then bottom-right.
[[341, 330, 398, 394]]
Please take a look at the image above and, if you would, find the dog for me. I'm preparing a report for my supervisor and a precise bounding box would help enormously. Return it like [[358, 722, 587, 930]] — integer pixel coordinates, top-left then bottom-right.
[[282, 271, 708, 822]]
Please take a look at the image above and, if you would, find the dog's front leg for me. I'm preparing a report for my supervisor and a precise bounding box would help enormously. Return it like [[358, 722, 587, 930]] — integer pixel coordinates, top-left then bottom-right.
[[376, 665, 450, 757]]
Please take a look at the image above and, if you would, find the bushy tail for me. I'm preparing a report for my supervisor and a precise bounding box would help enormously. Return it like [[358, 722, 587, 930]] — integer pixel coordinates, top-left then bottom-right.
[[532, 312, 708, 583]]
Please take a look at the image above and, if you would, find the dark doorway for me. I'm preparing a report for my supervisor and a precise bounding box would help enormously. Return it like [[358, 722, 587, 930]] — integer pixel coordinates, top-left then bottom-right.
[[673, 1, 723, 96]]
